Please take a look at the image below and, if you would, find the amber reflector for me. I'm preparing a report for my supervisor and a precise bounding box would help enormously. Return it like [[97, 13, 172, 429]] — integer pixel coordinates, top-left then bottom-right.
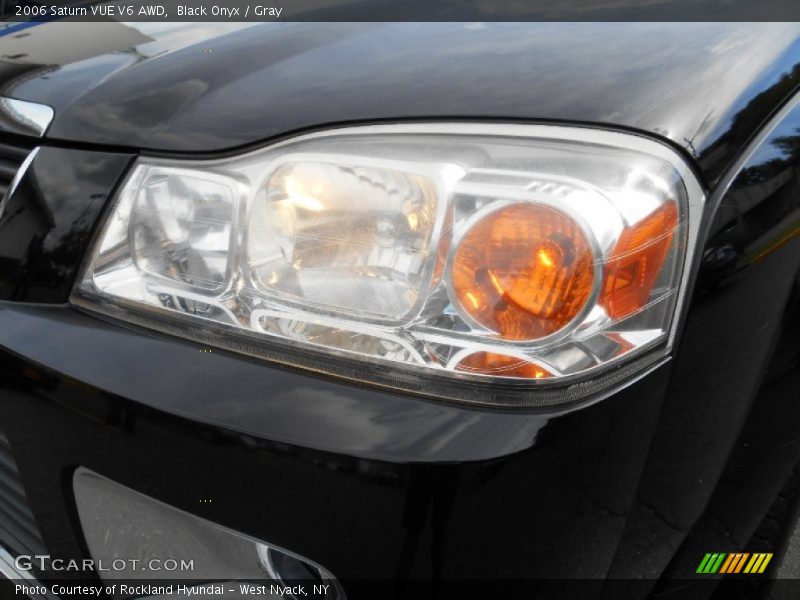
[[601, 203, 679, 319], [451, 203, 595, 340], [455, 352, 553, 379]]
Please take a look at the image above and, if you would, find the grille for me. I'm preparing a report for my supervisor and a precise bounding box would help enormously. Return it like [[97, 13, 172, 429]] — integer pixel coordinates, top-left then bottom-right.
[[0, 138, 35, 201], [0, 429, 46, 556]]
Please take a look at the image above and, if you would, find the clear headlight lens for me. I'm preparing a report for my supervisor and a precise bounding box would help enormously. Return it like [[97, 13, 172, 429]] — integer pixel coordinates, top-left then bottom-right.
[[73, 124, 704, 407], [251, 159, 444, 321]]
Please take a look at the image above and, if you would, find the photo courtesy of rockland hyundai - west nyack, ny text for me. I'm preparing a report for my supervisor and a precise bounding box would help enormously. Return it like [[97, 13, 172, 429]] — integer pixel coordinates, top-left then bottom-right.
[[3, 2, 800, 600]]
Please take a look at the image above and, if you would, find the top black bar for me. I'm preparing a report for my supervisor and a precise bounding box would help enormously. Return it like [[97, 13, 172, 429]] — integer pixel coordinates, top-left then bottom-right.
[[1, 0, 800, 22]]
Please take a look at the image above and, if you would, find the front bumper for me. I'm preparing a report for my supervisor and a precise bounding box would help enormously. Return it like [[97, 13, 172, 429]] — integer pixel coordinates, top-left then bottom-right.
[[0, 301, 671, 587]]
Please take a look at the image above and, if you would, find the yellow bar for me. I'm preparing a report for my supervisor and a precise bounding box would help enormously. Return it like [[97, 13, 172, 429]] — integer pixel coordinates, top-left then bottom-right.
[[744, 554, 760, 574], [758, 554, 774, 574], [719, 554, 735, 574], [749, 554, 766, 573]]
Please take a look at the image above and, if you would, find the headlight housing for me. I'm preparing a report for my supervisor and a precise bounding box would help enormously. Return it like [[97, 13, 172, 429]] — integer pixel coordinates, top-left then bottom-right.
[[72, 124, 704, 408]]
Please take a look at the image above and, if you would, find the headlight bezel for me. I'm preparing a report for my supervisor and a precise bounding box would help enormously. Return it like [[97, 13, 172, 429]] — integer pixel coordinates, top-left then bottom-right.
[[70, 122, 705, 409]]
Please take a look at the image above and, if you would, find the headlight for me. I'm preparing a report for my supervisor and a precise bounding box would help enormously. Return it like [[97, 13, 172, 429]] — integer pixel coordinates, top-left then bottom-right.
[[72, 124, 704, 407]]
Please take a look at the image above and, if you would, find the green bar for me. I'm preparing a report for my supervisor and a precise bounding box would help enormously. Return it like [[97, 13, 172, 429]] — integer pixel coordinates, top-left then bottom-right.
[[702, 552, 719, 573], [710, 553, 727, 574], [696, 553, 713, 573]]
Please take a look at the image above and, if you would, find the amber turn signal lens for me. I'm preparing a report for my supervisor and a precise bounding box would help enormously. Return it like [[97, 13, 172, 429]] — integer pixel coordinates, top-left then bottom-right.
[[601, 203, 679, 319], [455, 352, 553, 379], [451, 203, 595, 340]]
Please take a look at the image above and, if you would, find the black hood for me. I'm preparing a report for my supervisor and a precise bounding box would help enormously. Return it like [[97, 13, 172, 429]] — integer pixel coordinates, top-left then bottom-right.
[[1, 22, 799, 181]]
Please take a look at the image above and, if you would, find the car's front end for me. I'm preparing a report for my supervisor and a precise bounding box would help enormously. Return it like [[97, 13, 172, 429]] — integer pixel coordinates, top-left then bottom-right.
[[2, 21, 800, 600]]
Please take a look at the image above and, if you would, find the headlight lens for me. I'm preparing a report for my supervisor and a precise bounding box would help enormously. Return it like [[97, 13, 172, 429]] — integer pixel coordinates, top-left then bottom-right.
[[451, 202, 598, 341], [73, 124, 704, 407], [252, 159, 442, 321]]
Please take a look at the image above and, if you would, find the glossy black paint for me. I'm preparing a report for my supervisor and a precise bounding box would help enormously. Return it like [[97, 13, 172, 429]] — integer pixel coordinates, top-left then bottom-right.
[[0, 303, 561, 463], [642, 100, 800, 593], [0, 146, 133, 302], [607, 99, 800, 594], [0, 102, 799, 596], [0, 337, 671, 585], [0, 21, 799, 600], [1, 23, 800, 185]]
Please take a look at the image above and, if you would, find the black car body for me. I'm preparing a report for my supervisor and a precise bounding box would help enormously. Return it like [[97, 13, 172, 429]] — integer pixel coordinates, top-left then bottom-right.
[[1, 21, 800, 600]]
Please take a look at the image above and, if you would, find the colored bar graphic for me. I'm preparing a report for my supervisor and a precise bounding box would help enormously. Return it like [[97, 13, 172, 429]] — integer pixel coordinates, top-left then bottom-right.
[[711, 553, 726, 573], [719, 554, 735, 574], [697, 553, 726, 573], [720, 553, 746, 574], [722, 554, 740, 573], [697, 553, 713, 574], [700, 552, 773, 575], [744, 554, 759, 573], [759, 554, 773, 573], [734, 553, 749, 573]]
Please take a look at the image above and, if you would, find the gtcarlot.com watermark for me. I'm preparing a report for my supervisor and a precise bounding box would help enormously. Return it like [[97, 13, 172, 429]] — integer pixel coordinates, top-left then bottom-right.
[[14, 554, 194, 572]]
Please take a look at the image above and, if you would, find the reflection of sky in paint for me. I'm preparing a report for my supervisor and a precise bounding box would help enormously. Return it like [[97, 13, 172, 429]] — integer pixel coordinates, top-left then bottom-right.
[[0, 23, 40, 38], [747, 118, 800, 167], [123, 22, 260, 58], [703, 36, 800, 152]]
